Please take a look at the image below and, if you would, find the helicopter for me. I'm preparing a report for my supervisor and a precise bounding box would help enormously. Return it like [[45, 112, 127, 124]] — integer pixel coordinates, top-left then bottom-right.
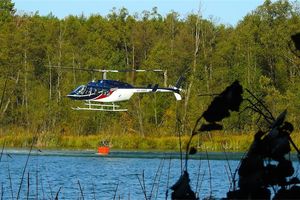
[[52, 67, 183, 112]]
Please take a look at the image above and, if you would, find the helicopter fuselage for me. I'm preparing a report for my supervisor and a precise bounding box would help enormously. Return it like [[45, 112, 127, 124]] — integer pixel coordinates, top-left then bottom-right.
[[67, 79, 181, 103]]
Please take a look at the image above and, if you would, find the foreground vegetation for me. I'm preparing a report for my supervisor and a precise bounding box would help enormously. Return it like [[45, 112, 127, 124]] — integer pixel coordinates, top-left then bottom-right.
[[1, 0, 300, 150]]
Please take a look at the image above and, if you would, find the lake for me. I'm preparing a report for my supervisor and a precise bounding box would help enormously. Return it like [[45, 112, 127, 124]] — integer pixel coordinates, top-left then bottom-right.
[[0, 149, 256, 199]]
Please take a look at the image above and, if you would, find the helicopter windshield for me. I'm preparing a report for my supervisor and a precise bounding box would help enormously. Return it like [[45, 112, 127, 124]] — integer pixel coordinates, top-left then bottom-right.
[[73, 85, 87, 95], [72, 85, 101, 96]]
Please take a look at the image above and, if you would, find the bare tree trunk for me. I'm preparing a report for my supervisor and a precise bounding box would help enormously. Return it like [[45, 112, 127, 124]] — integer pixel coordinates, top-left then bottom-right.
[[57, 22, 65, 103], [48, 55, 52, 101], [164, 70, 168, 88], [171, 12, 175, 62], [204, 65, 209, 92], [0, 78, 8, 116], [203, 21, 217, 93], [23, 48, 29, 127], [136, 96, 144, 137], [247, 45, 251, 87], [124, 40, 129, 67], [124, 40, 130, 82], [182, 11, 201, 133], [154, 93, 158, 126], [23, 49, 28, 109], [72, 53, 76, 86], [169, 13, 175, 88], [1, 99, 10, 117], [1, 72, 20, 118], [131, 44, 135, 84]]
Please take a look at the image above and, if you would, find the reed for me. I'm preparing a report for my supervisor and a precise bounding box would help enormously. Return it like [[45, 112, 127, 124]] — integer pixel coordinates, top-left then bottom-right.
[[136, 170, 148, 200], [77, 180, 84, 200], [112, 181, 119, 200]]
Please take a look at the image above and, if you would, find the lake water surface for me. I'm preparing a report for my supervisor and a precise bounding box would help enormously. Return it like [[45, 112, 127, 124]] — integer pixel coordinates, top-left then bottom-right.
[[0, 150, 256, 199]]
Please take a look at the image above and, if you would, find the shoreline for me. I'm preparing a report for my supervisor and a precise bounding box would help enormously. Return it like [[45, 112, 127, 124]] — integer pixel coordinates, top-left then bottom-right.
[[2, 148, 300, 161], [0, 148, 245, 160], [1, 131, 300, 153]]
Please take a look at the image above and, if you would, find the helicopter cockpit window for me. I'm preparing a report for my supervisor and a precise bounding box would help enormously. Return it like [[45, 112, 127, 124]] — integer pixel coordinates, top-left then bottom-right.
[[83, 86, 98, 96], [73, 85, 87, 95]]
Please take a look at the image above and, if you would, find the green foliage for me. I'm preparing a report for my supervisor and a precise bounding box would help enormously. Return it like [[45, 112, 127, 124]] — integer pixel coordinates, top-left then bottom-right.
[[1, 1, 300, 150], [0, 0, 15, 24]]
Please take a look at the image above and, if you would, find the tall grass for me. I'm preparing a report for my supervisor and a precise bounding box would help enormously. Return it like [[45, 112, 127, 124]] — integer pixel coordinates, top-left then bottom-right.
[[0, 129, 300, 152]]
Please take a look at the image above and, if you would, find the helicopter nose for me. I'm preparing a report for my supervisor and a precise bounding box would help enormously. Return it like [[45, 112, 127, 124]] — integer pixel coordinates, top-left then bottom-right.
[[66, 92, 77, 99]]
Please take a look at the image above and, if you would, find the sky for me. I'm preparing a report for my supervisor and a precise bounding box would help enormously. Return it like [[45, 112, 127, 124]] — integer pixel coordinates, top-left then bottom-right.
[[13, 0, 265, 26]]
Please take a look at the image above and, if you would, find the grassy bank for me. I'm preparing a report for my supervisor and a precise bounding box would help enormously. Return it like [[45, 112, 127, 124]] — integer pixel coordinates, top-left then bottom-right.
[[2, 130, 299, 152]]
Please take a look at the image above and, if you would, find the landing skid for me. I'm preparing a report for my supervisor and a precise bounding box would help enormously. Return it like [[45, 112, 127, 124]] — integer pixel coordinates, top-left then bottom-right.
[[72, 102, 127, 112]]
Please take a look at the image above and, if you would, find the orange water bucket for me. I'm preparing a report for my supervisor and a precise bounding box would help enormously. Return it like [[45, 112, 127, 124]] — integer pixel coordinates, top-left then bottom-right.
[[98, 146, 110, 155]]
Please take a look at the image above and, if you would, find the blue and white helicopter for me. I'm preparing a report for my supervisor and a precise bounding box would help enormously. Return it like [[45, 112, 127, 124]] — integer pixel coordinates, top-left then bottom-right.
[[62, 68, 183, 112]]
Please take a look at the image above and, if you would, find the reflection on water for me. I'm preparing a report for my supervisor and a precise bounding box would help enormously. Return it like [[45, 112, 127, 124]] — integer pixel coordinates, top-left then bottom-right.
[[0, 149, 294, 199]]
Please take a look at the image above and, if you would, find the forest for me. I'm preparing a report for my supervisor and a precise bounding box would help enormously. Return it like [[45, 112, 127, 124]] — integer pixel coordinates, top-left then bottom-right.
[[1, 0, 300, 151]]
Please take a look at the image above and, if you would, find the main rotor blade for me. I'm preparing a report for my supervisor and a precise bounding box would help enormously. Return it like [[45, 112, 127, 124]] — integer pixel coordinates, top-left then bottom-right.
[[47, 66, 119, 73], [47, 66, 164, 73]]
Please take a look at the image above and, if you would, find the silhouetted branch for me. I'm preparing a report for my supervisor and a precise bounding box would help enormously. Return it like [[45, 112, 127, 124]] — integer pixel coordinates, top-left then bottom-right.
[[0, 77, 8, 111], [245, 89, 275, 121]]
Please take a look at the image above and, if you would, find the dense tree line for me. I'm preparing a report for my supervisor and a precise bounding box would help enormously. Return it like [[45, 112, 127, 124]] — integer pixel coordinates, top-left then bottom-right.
[[1, 0, 300, 139]]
